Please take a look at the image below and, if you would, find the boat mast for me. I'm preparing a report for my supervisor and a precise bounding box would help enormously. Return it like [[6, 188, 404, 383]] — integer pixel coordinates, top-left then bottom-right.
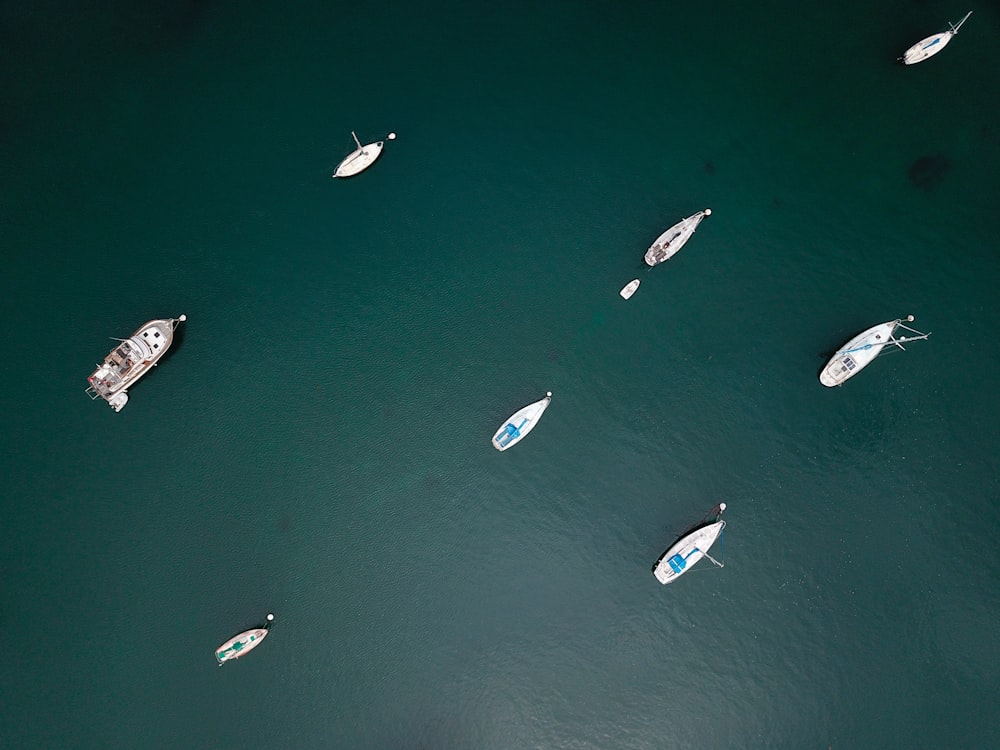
[[351, 131, 362, 150], [949, 10, 973, 35], [703, 551, 725, 569], [889, 315, 930, 351]]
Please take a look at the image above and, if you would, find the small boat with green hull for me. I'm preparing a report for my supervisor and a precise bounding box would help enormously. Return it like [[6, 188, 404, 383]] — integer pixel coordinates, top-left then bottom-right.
[[215, 613, 274, 665]]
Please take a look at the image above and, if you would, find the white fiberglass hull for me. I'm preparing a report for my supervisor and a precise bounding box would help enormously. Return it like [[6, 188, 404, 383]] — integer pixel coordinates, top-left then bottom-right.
[[644, 209, 711, 267], [653, 520, 726, 584], [334, 140, 385, 177], [87, 315, 185, 411], [492, 392, 552, 451], [620, 279, 640, 299], [902, 32, 953, 64], [901, 11, 972, 64], [215, 627, 270, 664], [819, 320, 897, 387]]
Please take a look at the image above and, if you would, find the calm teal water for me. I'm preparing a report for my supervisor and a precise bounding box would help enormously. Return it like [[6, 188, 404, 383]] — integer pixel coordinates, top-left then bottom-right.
[[2, 1, 999, 748]]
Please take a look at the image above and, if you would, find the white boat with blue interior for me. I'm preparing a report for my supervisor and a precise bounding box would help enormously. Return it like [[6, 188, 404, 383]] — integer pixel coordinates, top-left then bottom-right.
[[492, 392, 552, 451], [652, 504, 726, 585]]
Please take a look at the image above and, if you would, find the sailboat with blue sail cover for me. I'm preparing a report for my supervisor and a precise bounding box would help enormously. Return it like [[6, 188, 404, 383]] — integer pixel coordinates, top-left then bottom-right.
[[492, 392, 552, 451], [819, 315, 930, 387], [652, 504, 726, 585]]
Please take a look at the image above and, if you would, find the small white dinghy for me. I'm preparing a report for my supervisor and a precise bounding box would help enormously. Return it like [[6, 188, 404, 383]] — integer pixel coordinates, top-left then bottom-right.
[[819, 315, 930, 387], [620, 279, 640, 299], [215, 613, 274, 665], [333, 131, 396, 178], [644, 209, 711, 267], [652, 504, 727, 585], [900, 11, 972, 65], [492, 392, 552, 451]]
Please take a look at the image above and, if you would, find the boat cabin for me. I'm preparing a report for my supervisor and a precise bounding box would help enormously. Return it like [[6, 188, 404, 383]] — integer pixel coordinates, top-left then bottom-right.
[[495, 421, 525, 448]]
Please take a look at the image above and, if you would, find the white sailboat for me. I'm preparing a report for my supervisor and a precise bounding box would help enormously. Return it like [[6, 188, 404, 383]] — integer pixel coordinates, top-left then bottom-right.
[[492, 392, 552, 451], [652, 504, 727, 585], [900, 11, 973, 65], [215, 614, 275, 665], [333, 131, 396, 177], [819, 315, 930, 386], [644, 209, 712, 267]]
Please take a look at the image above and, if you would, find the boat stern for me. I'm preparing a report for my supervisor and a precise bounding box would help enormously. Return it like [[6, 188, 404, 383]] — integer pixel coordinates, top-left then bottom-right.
[[652, 560, 677, 584]]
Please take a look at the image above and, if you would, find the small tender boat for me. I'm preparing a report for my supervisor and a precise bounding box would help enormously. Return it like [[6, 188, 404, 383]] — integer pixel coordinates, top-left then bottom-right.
[[492, 392, 552, 451], [819, 315, 930, 387], [85, 315, 186, 412], [900, 11, 972, 65], [620, 279, 640, 300], [333, 131, 396, 177], [652, 504, 727, 585], [644, 209, 712, 267], [216, 613, 274, 666]]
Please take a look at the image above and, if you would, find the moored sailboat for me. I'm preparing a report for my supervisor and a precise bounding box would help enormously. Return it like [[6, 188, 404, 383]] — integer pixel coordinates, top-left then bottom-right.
[[644, 209, 712, 267], [333, 131, 397, 177], [492, 392, 552, 451], [819, 315, 930, 386], [899, 11, 973, 65], [652, 504, 727, 585], [216, 613, 275, 665]]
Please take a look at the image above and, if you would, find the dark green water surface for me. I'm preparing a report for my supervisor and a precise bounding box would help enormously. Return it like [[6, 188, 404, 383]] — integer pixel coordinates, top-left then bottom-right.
[[2, 1, 999, 748]]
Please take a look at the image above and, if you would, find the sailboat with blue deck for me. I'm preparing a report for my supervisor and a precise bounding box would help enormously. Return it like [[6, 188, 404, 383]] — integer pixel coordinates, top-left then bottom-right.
[[652, 504, 726, 585], [492, 392, 552, 451]]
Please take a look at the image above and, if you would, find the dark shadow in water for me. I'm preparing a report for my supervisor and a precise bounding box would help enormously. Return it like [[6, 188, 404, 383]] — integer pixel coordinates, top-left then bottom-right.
[[422, 473, 441, 492], [908, 153, 950, 191], [115, 0, 210, 52], [703, 159, 715, 175]]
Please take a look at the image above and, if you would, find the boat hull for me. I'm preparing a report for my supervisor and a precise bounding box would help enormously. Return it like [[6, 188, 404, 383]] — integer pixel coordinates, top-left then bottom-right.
[[902, 32, 952, 64], [819, 320, 897, 386], [87, 316, 184, 411], [653, 520, 726, 584], [620, 279, 640, 299], [215, 627, 270, 664], [644, 209, 711, 267], [492, 393, 552, 451], [334, 141, 384, 177]]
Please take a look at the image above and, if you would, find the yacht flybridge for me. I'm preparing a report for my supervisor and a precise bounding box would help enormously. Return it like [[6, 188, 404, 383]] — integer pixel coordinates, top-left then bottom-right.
[[86, 315, 186, 411], [334, 131, 396, 177]]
